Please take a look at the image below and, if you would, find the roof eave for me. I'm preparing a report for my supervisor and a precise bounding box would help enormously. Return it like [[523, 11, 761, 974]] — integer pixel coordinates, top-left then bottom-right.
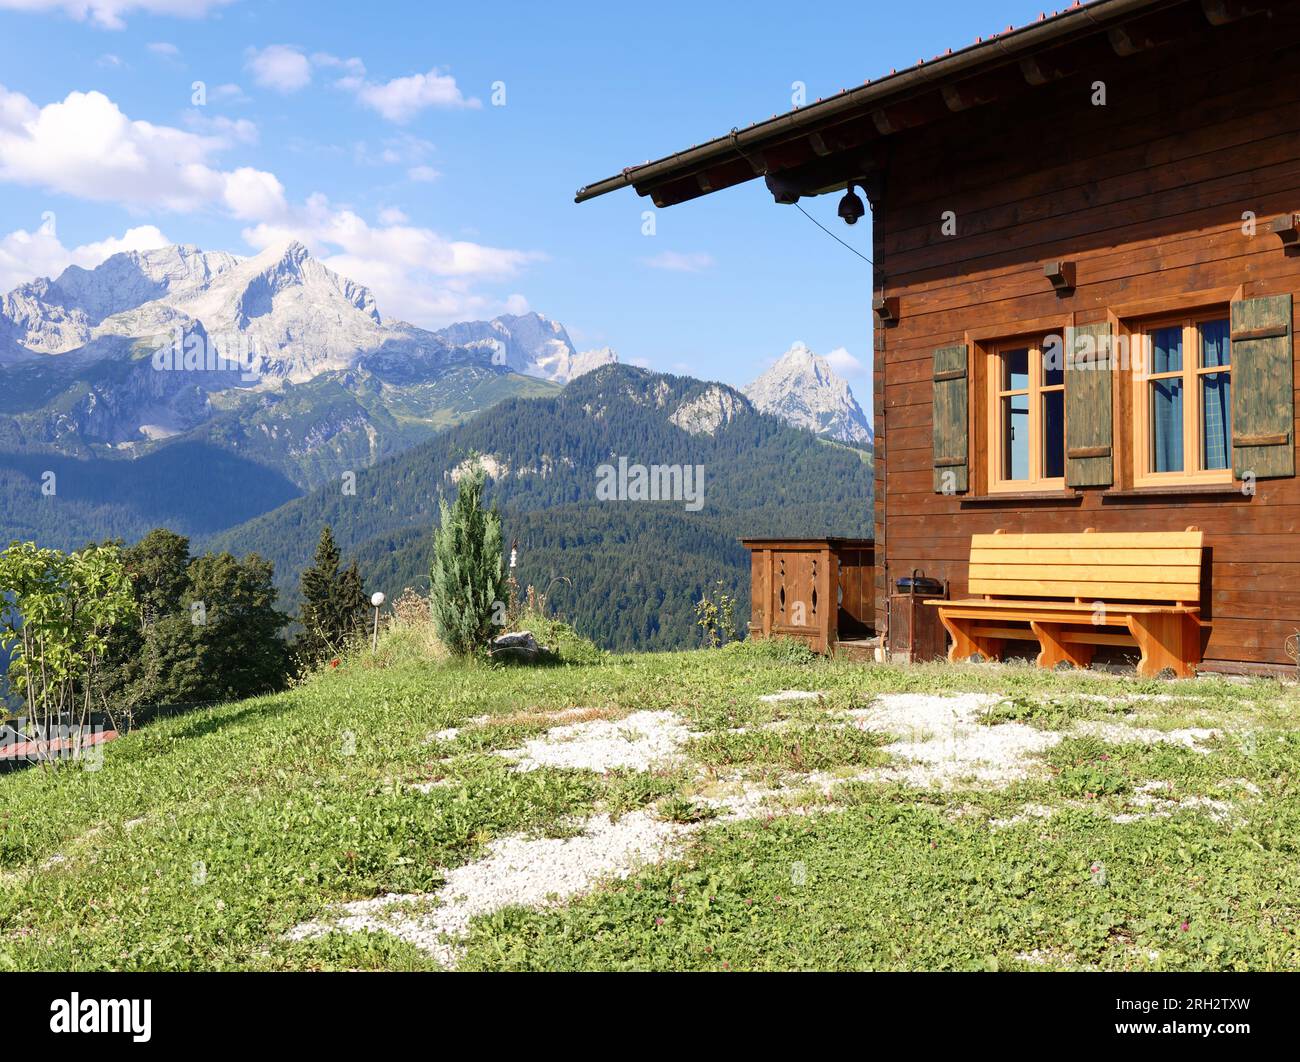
[[575, 0, 1209, 206]]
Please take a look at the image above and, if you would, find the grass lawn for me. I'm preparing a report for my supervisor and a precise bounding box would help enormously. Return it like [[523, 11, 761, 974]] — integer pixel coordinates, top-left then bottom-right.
[[2, 633, 1298, 971]]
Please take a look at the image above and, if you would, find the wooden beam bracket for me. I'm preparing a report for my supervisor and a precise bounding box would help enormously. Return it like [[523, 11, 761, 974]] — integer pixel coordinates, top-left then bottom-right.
[[873, 292, 900, 326], [1044, 259, 1076, 295], [1265, 213, 1300, 248]]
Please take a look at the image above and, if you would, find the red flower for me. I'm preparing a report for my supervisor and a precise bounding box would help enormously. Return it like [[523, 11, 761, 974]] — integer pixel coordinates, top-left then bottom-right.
[[330, 659, 340, 669], [1180, 921, 1190, 932]]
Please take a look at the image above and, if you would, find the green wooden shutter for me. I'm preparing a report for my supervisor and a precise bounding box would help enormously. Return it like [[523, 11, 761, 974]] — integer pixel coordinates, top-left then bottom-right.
[[932, 343, 968, 494], [1065, 322, 1113, 487], [1230, 293, 1294, 480]]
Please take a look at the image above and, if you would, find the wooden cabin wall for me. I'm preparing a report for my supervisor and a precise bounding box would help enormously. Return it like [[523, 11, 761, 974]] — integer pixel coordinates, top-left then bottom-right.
[[872, 8, 1300, 671]]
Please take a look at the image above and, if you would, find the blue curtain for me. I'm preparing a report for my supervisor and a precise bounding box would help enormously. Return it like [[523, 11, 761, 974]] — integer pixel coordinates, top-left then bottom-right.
[[1200, 319, 1231, 471], [1151, 326, 1183, 473], [1202, 375, 1230, 470], [1152, 379, 1183, 472]]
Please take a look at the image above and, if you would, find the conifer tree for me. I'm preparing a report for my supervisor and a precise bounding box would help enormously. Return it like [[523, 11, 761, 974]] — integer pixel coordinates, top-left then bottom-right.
[[298, 526, 368, 663], [429, 461, 507, 655]]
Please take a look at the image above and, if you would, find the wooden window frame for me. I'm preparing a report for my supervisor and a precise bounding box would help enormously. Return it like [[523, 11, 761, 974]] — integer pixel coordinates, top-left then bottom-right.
[[985, 337, 1066, 494], [1131, 309, 1233, 489]]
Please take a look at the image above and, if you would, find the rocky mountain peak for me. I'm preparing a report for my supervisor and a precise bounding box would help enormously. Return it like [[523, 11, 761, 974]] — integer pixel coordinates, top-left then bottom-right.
[[743, 342, 872, 446]]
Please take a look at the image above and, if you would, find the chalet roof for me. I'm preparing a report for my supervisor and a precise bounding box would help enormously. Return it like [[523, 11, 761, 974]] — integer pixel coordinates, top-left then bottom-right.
[[575, 0, 1264, 208]]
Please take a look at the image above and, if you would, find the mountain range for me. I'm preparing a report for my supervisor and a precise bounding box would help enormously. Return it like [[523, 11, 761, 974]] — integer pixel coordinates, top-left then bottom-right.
[[0, 240, 873, 648]]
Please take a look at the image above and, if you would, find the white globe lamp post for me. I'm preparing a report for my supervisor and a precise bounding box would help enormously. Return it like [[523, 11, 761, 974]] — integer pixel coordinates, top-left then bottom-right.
[[370, 591, 386, 653]]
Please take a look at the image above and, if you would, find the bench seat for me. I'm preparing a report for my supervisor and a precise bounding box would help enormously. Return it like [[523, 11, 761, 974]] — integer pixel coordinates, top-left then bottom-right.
[[926, 530, 1208, 678]]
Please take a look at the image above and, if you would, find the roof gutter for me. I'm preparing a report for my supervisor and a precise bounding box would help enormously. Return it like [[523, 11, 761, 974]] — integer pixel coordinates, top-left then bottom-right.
[[575, 0, 1182, 203]]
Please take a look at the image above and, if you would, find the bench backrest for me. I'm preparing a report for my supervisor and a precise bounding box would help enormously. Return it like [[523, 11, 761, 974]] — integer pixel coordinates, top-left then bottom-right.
[[967, 530, 1204, 605]]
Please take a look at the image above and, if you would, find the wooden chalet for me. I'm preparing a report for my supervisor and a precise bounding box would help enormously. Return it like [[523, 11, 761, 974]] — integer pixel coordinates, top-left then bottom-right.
[[579, 0, 1300, 675]]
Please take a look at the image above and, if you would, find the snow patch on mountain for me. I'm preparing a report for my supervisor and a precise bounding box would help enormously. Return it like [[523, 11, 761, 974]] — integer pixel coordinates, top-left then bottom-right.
[[743, 342, 872, 446]]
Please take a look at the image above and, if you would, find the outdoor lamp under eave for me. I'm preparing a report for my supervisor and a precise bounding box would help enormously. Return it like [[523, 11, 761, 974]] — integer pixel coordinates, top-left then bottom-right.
[[838, 184, 865, 226]]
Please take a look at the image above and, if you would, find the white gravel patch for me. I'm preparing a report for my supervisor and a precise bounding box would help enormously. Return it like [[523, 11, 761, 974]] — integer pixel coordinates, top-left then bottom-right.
[[287, 810, 690, 967], [1072, 720, 1220, 751], [990, 803, 1057, 829], [496, 709, 692, 773], [1014, 947, 1083, 968], [758, 690, 826, 703], [844, 693, 1061, 789], [409, 779, 454, 794], [1109, 780, 1239, 824], [291, 690, 1257, 967]]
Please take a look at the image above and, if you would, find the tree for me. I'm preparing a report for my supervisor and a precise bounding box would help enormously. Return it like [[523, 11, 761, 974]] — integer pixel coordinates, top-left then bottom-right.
[[297, 526, 368, 665], [98, 529, 192, 709], [0, 542, 136, 755], [93, 532, 291, 715], [137, 551, 290, 705], [429, 461, 507, 656]]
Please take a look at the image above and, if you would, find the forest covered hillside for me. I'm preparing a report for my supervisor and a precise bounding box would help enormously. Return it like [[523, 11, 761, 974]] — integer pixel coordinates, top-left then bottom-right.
[[212, 365, 874, 650]]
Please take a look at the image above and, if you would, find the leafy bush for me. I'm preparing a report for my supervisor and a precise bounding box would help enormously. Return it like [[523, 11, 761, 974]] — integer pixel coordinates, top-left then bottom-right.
[[514, 610, 606, 666], [722, 635, 818, 666], [0, 541, 135, 745], [694, 580, 738, 648]]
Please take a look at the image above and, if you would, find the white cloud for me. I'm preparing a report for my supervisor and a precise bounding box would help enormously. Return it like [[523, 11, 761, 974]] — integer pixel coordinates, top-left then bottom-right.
[[350, 68, 480, 123], [147, 40, 180, 57], [184, 110, 258, 145], [825, 346, 865, 375], [245, 44, 312, 93], [96, 52, 124, 68], [0, 0, 234, 30], [0, 87, 534, 330], [0, 221, 169, 292], [642, 250, 715, 273], [407, 165, 440, 183], [0, 85, 285, 217], [211, 82, 250, 103], [241, 49, 476, 123], [377, 206, 407, 225], [312, 51, 365, 83], [353, 132, 436, 170]]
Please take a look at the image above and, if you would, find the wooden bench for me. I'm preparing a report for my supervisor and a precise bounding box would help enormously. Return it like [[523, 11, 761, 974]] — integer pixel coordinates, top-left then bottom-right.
[[926, 529, 1207, 678]]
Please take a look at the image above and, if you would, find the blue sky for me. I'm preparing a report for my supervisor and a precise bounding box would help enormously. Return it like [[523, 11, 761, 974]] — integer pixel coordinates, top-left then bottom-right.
[[0, 0, 1053, 392]]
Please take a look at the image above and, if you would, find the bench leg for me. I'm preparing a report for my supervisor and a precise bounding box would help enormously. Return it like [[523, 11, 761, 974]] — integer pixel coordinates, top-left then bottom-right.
[[1125, 612, 1199, 678], [938, 612, 1003, 664], [1030, 621, 1094, 671]]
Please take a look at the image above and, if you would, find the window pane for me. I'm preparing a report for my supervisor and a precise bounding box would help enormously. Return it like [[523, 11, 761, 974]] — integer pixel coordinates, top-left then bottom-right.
[[1200, 318, 1230, 369], [1002, 394, 1029, 481], [1042, 345, 1064, 388], [1151, 377, 1184, 473], [1002, 348, 1029, 392], [1042, 389, 1064, 479], [1151, 326, 1182, 374], [1202, 372, 1231, 471]]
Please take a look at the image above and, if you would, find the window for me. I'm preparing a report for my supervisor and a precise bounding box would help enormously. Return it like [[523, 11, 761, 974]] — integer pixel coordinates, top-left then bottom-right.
[[1133, 313, 1232, 486], [987, 338, 1065, 492]]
